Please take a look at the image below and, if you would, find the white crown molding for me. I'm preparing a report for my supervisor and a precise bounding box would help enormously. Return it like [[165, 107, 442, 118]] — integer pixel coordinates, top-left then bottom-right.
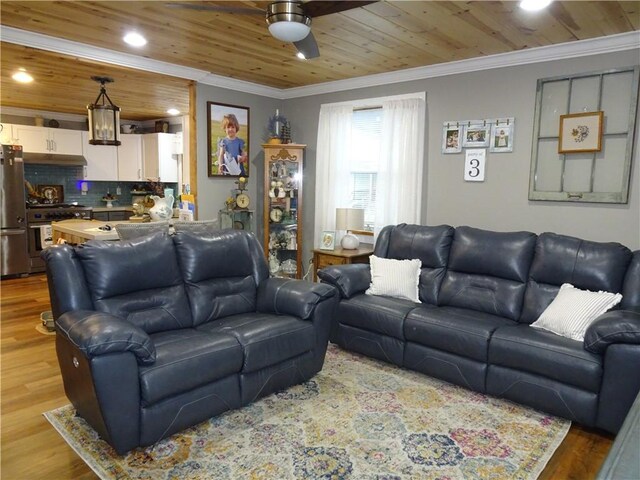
[[1, 26, 284, 99], [284, 31, 640, 99], [2, 26, 638, 101]]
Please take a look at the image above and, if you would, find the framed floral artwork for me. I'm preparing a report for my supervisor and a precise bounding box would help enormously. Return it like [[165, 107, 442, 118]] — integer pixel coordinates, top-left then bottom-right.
[[558, 111, 603, 153]]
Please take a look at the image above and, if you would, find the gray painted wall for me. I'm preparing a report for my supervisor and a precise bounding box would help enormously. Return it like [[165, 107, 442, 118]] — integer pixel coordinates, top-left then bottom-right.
[[282, 49, 640, 253], [196, 83, 281, 243]]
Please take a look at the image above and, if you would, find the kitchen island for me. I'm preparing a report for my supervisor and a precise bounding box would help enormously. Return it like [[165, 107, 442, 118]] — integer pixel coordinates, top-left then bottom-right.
[[52, 219, 127, 242]]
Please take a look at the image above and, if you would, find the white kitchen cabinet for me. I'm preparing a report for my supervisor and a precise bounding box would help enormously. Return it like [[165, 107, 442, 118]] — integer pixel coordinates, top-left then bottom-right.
[[118, 134, 143, 181], [0, 123, 14, 144], [12, 124, 82, 155], [142, 133, 178, 183], [82, 131, 118, 181]]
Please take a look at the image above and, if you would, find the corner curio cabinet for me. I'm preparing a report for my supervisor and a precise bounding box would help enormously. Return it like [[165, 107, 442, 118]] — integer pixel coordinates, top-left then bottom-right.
[[263, 144, 305, 279]]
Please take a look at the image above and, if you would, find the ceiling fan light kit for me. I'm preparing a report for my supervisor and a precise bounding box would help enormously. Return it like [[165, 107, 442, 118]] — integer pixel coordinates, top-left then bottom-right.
[[266, 1, 311, 42]]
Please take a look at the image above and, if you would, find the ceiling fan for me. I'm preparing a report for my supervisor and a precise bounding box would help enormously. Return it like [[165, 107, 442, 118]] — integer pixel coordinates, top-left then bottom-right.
[[165, 1, 377, 59]]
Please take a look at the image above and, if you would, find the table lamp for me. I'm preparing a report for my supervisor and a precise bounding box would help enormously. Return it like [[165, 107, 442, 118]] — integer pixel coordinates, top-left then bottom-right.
[[336, 208, 365, 249]]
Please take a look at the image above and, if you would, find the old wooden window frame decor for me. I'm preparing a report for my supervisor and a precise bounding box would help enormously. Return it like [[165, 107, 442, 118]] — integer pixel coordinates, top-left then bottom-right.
[[558, 111, 603, 154], [207, 101, 250, 177], [529, 66, 639, 204]]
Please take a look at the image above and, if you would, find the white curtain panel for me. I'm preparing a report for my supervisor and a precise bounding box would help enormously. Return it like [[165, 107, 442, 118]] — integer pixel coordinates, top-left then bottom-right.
[[376, 97, 425, 234], [313, 104, 353, 247]]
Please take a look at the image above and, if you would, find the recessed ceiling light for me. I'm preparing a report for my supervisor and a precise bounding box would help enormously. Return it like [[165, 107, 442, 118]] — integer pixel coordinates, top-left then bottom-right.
[[166, 108, 180, 116], [12, 68, 33, 83], [123, 32, 147, 47], [296, 52, 306, 60], [520, 0, 552, 11]]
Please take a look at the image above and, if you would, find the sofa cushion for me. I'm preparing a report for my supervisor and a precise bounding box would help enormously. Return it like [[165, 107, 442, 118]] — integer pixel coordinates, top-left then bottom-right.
[[520, 233, 632, 323], [438, 227, 537, 320], [76, 232, 193, 333], [531, 283, 622, 341], [197, 313, 315, 373], [337, 293, 421, 340], [374, 224, 454, 304], [140, 328, 242, 405], [366, 255, 421, 302], [405, 306, 514, 362], [622, 251, 640, 310], [173, 231, 262, 326], [489, 324, 603, 392]]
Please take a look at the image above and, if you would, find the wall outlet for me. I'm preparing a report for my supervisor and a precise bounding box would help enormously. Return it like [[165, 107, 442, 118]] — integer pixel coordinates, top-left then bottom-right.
[[116, 187, 121, 195]]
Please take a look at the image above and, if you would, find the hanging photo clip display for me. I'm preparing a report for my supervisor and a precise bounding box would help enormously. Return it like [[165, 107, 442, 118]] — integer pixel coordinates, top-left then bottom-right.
[[442, 118, 514, 153]]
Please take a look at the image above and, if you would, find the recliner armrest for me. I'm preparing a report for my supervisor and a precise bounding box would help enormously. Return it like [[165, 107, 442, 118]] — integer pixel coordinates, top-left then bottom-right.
[[56, 310, 156, 365], [256, 278, 337, 320], [317, 263, 371, 299], [584, 310, 640, 354]]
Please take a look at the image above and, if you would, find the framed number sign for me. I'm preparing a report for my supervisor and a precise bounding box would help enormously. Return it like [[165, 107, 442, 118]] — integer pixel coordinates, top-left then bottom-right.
[[464, 149, 486, 182]]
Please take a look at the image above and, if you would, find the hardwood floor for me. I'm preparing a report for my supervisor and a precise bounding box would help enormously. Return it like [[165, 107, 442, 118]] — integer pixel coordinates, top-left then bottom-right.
[[1, 274, 614, 479]]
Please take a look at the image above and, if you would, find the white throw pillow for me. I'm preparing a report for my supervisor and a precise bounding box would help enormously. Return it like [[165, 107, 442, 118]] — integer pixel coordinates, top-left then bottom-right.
[[365, 255, 422, 303], [530, 283, 622, 341]]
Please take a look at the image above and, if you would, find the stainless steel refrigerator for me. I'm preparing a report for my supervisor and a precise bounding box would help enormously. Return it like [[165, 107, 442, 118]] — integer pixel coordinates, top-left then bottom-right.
[[1, 144, 29, 276]]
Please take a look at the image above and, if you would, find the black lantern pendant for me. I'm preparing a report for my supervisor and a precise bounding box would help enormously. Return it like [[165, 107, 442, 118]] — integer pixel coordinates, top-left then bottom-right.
[[87, 76, 121, 146]]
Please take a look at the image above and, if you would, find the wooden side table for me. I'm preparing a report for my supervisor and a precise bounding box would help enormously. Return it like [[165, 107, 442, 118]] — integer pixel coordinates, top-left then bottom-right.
[[312, 245, 374, 282]]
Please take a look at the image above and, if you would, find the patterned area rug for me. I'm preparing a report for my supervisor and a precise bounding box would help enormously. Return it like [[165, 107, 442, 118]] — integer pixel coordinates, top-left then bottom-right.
[[44, 345, 570, 479]]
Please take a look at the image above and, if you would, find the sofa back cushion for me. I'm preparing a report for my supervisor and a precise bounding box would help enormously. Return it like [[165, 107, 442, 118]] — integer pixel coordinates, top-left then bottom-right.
[[520, 233, 633, 323], [75, 232, 193, 333], [173, 230, 269, 326], [439, 226, 537, 320], [374, 223, 454, 304], [622, 251, 640, 310]]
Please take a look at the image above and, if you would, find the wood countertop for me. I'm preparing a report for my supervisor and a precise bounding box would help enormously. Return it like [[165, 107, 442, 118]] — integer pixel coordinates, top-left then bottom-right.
[[51, 219, 127, 241]]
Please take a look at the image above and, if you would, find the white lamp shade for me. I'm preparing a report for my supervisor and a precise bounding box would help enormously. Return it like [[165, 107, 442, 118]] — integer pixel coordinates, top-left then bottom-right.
[[268, 22, 311, 42], [336, 208, 365, 231], [336, 208, 365, 250]]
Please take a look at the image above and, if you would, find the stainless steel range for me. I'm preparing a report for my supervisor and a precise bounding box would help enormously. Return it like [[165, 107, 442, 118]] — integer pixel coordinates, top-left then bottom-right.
[[27, 203, 92, 273]]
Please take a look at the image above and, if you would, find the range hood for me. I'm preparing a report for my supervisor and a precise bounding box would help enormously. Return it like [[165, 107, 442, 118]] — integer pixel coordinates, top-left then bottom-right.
[[23, 152, 87, 166]]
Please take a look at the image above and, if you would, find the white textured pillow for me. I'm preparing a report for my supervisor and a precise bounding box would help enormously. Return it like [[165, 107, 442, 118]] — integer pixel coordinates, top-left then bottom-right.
[[530, 283, 622, 341], [365, 255, 422, 303]]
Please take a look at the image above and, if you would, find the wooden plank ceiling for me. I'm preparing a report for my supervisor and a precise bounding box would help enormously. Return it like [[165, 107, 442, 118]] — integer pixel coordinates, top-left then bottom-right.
[[1, 1, 638, 120]]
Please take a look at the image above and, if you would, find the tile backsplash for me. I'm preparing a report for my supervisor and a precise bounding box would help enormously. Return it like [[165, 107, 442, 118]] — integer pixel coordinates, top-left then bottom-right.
[[24, 164, 177, 207]]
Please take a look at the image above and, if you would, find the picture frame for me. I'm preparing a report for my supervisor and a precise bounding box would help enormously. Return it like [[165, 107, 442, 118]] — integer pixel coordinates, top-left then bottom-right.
[[489, 122, 514, 153], [320, 230, 335, 250], [462, 124, 490, 147], [207, 101, 250, 177], [442, 124, 462, 153], [37, 184, 63, 204], [558, 111, 603, 153]]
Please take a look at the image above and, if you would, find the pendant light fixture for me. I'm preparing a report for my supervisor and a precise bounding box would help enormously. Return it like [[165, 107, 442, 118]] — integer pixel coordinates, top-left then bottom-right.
[[87, 76, 121, 146]]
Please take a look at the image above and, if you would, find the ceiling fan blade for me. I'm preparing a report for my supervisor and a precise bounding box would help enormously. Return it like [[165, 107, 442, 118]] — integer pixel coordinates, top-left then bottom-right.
[[164, 2, 261, 14], [303, 1, 377, 18], [294, 32, 320, 59]]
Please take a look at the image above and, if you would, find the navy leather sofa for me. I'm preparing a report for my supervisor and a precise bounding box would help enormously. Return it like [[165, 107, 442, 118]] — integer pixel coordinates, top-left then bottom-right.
[[42, 230, 337, 454], [318, 224, 640, 434]]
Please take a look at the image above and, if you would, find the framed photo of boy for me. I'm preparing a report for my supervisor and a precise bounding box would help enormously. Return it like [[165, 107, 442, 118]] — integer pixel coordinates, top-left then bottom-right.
[[320, 231, 336, 250], [462, 124, 490, 147], [489, 123, 514, 153], [207, 102, 250, 177], [442, 124, 462, 153], [558, 111, 603, 153]]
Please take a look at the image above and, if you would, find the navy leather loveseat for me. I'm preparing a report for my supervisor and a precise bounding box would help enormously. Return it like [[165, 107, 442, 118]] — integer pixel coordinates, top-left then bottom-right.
[[43, 230, 337, 454], [318, 224, 640, 434]]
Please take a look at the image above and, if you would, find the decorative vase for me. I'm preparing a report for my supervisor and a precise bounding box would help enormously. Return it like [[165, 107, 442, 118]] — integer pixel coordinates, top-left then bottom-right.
[[149, 194, 174, 221]]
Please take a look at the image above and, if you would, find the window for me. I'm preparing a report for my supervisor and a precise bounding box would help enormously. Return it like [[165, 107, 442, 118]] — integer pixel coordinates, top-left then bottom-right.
[[349, 108, 382, 230]]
